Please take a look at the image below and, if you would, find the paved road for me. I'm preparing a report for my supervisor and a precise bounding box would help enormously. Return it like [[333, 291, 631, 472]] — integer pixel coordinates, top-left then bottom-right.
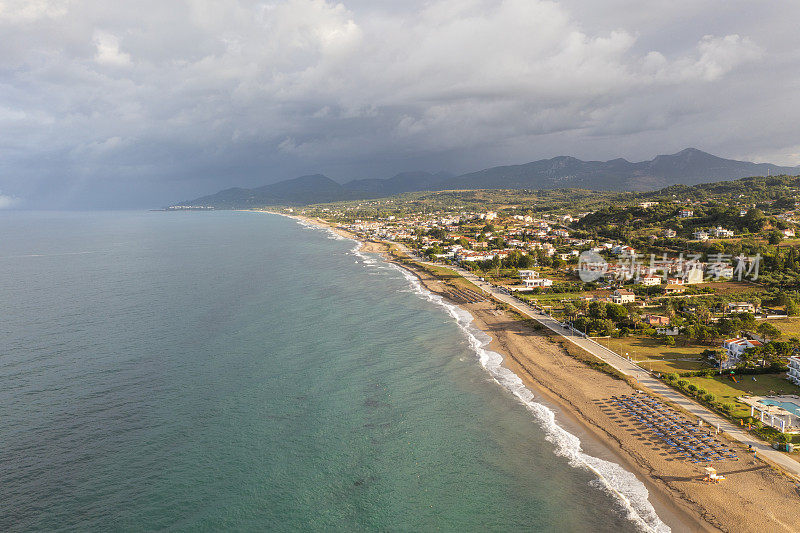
[[395, 247, 800, 479]]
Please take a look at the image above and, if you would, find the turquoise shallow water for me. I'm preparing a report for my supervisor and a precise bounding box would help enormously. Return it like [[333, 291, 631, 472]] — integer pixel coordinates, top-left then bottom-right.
[[1, 211, 660, 531]]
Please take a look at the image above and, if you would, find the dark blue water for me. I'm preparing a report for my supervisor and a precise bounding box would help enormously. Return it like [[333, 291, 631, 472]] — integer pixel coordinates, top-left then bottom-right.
[[0, 211, 663, 531]]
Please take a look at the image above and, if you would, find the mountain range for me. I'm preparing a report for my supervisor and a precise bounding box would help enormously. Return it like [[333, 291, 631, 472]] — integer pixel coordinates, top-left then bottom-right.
[[176, 148, 800, 208]]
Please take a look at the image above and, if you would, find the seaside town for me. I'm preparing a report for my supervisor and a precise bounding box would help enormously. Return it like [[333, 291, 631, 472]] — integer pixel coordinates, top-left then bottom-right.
[[286, 176, 800, 455]]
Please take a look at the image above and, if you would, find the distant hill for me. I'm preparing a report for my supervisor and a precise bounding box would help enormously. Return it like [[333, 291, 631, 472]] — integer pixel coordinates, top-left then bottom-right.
[[174, 149, 800, 208], [435, 148, 799, 192]]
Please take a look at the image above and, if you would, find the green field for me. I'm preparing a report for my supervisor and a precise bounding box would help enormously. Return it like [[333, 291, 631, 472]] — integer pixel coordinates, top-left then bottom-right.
[[596, 336, 712, 374], [684, 374, 796, 418]]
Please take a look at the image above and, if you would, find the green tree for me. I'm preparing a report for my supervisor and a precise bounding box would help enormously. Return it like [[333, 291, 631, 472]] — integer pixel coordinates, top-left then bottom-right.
[[757, 322, 782, 341], [588, 301, 607, 319], [606, 303, 629, 322]]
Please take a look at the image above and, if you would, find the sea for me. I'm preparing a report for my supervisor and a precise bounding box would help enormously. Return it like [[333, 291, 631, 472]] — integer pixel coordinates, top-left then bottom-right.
[[0, 210, 670, 532]]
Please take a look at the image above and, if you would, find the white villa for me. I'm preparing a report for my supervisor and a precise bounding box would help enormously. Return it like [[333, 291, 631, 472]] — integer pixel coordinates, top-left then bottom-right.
[[720, 337, 763, 369], [519, 270, 553, 288], [711, 226, 734, 238], [639, 275, 662, 286], [788, 356, 800, 386]]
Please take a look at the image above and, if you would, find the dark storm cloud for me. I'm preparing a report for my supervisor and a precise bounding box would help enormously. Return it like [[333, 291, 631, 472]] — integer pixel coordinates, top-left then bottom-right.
[[0, 0, 797, 208]]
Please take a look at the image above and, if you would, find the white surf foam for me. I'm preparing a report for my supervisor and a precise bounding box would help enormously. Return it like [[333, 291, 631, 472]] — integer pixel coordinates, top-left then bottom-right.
[[390, 264, 670, 533]]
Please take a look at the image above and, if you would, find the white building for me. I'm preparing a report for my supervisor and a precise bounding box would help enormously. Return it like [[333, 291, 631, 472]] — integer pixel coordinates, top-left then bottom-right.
[[639, 275, 662, 286], [693, 230, 709, 241], [788, 356, 800, 386], [523, 277, 553, 288], [680, 209, 694, 218], [711, 226, 734, 238], [721, 338, 763, 369], [611, 289, 636, 304], [519, 269, 553, 288], [726, 302, 756, 314], [707, 263, 734, 279]]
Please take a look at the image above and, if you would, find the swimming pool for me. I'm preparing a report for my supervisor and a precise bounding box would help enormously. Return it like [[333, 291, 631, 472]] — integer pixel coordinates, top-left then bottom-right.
[[759, 399, 800, 417]]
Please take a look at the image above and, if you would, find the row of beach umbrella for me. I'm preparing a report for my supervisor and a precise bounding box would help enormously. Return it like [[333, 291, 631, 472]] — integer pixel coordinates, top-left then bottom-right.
[[612, 395, 738, 463]]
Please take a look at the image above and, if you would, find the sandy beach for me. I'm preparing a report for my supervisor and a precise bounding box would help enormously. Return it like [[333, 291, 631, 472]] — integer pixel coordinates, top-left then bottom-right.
[[272, 211, 800, 532]]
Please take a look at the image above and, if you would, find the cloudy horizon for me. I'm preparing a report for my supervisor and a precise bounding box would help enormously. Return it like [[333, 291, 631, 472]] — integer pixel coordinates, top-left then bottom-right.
[[1, 0, 799, 208]]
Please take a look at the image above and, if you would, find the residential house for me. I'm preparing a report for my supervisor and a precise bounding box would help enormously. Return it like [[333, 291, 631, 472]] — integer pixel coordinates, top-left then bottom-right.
[[711, 226, 734, 238], [639, 275, 662, 286], [644, 314, 670, 326], [783, 228, 796, 238], [721, 338, 763, 369], [680, 209, 694, 218], [664, 284, 685, 295], [523, 277, 554, 288], [692, 230, 709, 241], [707, 263, 734, 279], [663, 229, 677, 238], [611, 289, 635, 304], [726, 302, 756, 314]]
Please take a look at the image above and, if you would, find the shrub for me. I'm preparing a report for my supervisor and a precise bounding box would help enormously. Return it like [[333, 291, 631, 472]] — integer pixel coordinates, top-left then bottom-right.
[[677, 379, 688, 388], [687, 384, 698, 393], [665, 372, 679, 382], [696, 388, 707, 397], [703, 393, 715, 403]]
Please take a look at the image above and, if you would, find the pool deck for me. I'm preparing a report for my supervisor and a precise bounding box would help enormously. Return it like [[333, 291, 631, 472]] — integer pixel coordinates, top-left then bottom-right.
[[739, 395, 800, 433]]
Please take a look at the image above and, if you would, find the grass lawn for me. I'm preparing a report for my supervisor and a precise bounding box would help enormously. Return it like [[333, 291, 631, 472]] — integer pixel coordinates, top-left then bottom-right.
[[773, 317, 800, 338], [408, 261, 485, 293], [596, 336, 712, 374], [518, 292, 587, 303], [684, 374, 796, 418]]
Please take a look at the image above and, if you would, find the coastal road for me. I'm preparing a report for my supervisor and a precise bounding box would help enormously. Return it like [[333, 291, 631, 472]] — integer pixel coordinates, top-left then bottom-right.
[[395, 247, 800, 479]]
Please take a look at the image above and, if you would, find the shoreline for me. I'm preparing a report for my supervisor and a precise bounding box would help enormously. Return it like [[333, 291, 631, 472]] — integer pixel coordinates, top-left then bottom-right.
[[261, 210, 800, 533]]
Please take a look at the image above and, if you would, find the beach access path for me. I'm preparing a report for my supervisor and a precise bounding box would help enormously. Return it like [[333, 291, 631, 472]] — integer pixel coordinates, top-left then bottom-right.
[[395, 246, 800, 480]]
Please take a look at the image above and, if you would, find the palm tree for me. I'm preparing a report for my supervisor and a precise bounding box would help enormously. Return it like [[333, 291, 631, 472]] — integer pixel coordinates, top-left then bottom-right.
[[716, 350, 729, 374]]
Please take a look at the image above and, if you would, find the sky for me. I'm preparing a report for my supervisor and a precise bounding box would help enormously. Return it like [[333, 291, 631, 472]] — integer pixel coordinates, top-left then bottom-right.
[[1, 0, 799, 208]]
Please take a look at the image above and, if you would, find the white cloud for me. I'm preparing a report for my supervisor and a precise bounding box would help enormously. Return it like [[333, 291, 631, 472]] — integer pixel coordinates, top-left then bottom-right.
[[93, 31, 131, 66], [0, 192, 19, 208], [0, 0, 68, 23]]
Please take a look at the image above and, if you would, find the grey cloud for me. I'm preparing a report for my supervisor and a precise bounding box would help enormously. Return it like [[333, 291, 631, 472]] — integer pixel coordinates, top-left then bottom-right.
[[0, 0, 797, 208]]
